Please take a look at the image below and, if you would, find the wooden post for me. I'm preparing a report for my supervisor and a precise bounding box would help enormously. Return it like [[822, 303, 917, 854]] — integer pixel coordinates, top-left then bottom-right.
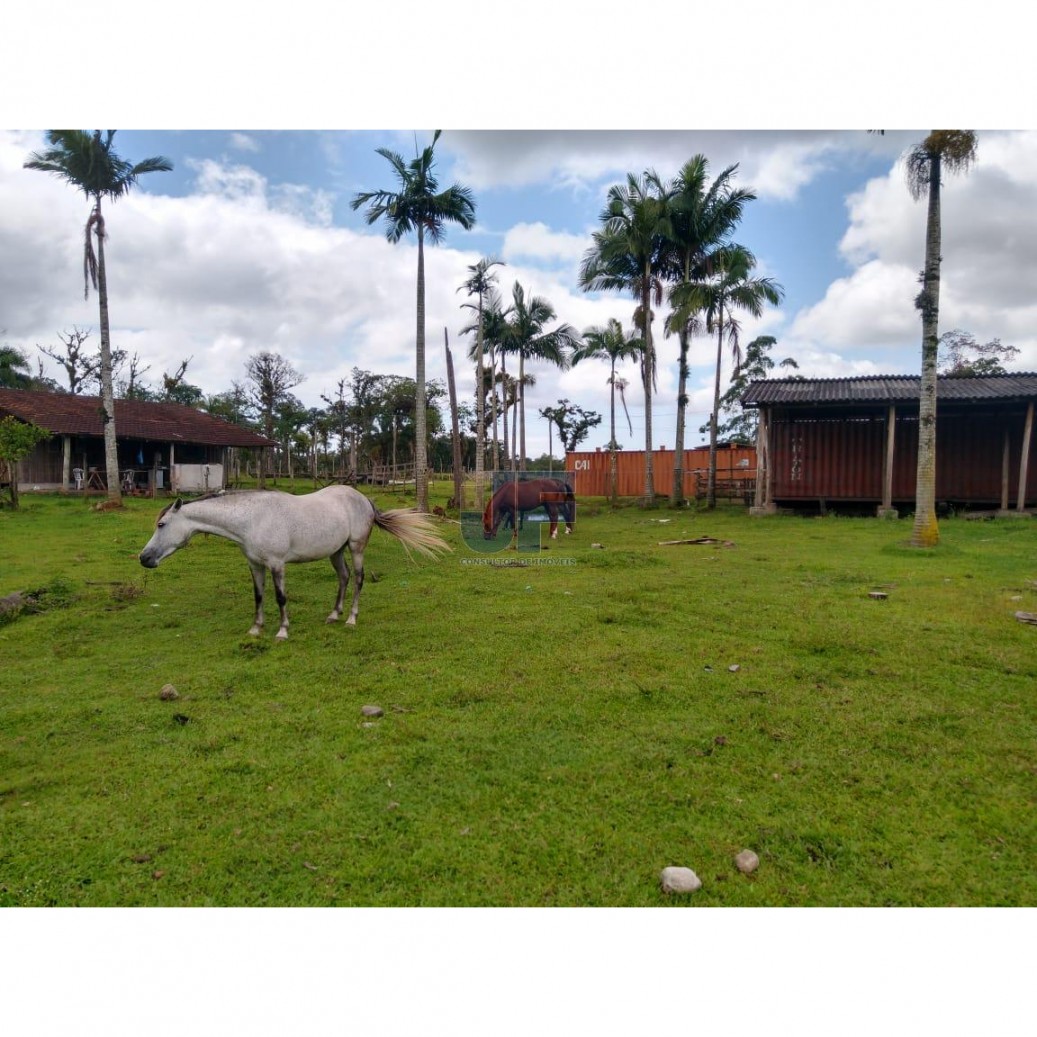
[[753, 409, 767, 509], [1001, 426, 1011, 512], [750, 406, 775, 515], [1017, 401, 1034, 512], [878, 405, 897, 517]]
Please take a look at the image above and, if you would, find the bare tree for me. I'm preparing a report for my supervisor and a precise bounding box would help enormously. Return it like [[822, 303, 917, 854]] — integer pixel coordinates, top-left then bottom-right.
[[244, 352, 304, 486], [938, 329, 1018, 375], [120, 352, 152, 399], [38, 327, 99, 394]]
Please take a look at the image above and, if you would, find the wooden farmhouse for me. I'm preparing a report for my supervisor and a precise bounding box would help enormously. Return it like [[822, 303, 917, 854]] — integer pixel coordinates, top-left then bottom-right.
[[741, 373, 1037, 514], [0, 388, 274, 495]]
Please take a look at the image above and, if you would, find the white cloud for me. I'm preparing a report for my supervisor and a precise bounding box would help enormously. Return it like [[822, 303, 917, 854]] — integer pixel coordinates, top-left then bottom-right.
[[448, 130, 904, 203], [229, 132, 261, 153], [774, 130, 1037, 379], [501, 222, 589, 265], [789, 260, 918, 349]]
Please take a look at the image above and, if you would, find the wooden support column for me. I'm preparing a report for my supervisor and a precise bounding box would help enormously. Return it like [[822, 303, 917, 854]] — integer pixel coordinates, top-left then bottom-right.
[[753, 409, 766, 508], [1001, 426, 1011, 512], [750, 406, 775, 515], [61, 435, 71, 494], [1017, 401, 1034, 512], [878, 405, 897, 517]]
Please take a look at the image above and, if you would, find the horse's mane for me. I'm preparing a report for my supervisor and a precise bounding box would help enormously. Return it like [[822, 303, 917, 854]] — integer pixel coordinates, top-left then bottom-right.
[[157, 489, 230, 520]]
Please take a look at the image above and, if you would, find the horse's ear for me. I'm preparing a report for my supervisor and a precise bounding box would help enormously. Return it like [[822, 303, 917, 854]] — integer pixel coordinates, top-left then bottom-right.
[[173, 497, 184, 511]]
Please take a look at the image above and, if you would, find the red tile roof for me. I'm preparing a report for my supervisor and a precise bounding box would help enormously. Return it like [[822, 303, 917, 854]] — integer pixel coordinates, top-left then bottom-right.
[[0, 389, 275, 448]]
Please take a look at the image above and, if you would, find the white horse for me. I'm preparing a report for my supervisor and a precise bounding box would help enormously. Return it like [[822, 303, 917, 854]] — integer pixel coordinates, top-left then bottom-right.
[[138, 486, 450, 640]]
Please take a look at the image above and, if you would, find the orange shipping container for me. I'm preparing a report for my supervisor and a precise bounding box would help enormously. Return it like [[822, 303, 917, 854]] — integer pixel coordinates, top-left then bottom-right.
[[564, 445, 757, 499]]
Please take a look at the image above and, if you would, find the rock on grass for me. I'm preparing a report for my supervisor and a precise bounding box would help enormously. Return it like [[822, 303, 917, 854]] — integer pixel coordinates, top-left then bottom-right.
[[660, 866, 702, 894], [735, 849, 760, 875]]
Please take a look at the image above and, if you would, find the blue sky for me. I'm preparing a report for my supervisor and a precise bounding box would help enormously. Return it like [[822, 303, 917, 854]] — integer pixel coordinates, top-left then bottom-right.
[[4, 126, 1036, 459]]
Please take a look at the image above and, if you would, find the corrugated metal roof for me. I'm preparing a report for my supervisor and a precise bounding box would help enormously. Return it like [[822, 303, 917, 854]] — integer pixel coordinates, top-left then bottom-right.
[[0, 389, 275, 447], [741, 373, 1037, 406]]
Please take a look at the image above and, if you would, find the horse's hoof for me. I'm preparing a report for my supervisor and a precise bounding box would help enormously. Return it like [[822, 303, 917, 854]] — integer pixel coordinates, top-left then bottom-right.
[[325, 614, 339, 624], [248, 627, 261, 637], [275, 630, 289, 641], [346, 616, 357, 627]]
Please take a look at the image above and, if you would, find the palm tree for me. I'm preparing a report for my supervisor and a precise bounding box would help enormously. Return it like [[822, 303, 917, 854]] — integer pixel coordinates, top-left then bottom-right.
[[580, 171, 671, 502], [571, 319, 642, 503], [24, 131, 172, 503], [501, 282, 577, 471], [673, 244, 783, 508], [458, 256, 503, 505], [662, 157, 755, 505], [496, 368, 517, 469], [351, 130, 476, 511], [905, 131, 978, 547], [463, 290, 511, 471], [507, 371, 536, 466]]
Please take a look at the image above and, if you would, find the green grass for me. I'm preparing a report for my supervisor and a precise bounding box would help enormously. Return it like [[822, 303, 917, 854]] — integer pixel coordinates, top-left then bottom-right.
[[1, 484, 1035, 905]]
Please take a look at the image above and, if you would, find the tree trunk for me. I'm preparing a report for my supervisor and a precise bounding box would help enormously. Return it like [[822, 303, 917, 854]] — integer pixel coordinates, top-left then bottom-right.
[[414, 228, 429, 511], [641, 268, 654, 502], [489, 348, 499, 472], [445, 328, 464, 510], [707, 310, 725, 510], [474, 296, 486, 506], [94, 202, 122, 505], [518, 352, 526, 471], [5, 459, 19, 509], [609, 362, 618, 504], [672, 328, 690, 505], [500, 354, 510, 470], [910, 149, 942, 547]]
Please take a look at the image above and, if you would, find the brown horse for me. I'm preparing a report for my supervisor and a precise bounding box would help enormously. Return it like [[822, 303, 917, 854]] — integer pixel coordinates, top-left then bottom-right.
[[482, 478, 575, 540]]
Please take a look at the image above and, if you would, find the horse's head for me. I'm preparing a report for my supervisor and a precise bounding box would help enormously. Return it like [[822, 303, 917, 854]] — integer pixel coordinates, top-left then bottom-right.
[[139, 498, 192, 568]]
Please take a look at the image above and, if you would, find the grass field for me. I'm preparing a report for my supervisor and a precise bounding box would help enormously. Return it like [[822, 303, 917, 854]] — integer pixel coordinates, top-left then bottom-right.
[[1, 481, 1035, 906]]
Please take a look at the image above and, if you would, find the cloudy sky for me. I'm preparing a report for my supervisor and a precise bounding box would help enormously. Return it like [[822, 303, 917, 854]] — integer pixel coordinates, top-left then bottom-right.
[[2, 4, 1032, 462], [4, 125, 1034, 459]]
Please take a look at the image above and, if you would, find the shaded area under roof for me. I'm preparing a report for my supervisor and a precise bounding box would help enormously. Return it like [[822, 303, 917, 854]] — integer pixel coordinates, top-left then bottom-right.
[[741, 373, 1037, 407], [0, 389, 275, 448]]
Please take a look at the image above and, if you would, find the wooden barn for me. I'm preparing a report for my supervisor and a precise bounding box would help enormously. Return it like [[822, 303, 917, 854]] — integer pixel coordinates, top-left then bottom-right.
[[0, 388, 275, 494], [565, 443, 757, 500], [741, 373, 1037, 513]]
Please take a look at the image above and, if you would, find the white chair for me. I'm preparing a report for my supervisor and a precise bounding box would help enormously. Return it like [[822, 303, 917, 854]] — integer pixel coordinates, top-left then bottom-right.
[[72, 468, 84, 491]]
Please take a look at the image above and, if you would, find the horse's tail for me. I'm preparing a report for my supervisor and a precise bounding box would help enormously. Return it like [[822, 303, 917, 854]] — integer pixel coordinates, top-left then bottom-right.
[[374, 508, 452, 560], [560, 480, 576, 525]]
